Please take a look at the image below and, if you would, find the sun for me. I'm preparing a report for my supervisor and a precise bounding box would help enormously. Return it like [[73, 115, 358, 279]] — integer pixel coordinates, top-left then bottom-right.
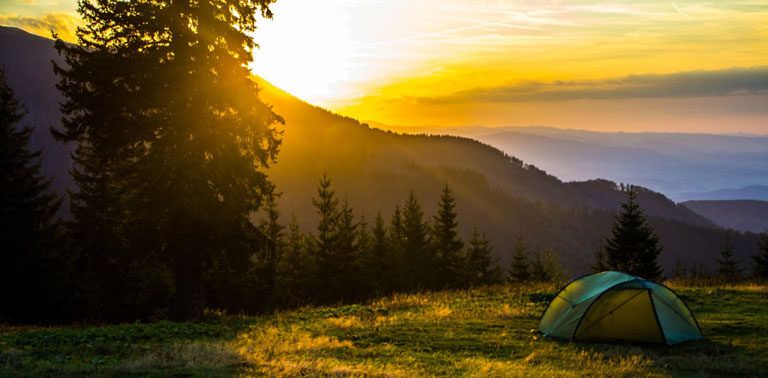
[[250, 1, 359, 107]]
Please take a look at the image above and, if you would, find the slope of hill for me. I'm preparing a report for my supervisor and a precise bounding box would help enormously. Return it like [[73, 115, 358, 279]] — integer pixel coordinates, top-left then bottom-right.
[[0, 26, 759, 273], [683, 200, 768, 233], [2, 283, 767, 376]]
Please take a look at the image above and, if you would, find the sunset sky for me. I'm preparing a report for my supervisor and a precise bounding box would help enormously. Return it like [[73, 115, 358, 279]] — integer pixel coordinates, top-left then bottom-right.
[[2, 0, 767, 133]]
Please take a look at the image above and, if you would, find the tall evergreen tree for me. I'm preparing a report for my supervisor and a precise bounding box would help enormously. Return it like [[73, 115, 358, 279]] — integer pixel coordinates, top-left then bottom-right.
[[431, 185, 464, 288], [368, 212, 391, 294], [753, 231, 768, 279], [401, 191, 433, 290], [508, 234, 530, 282], [529, 247, 550, 282], [276, 214, 311, 306], [0, 67, 62, 323], [54, 0, 283, 320], [310, 176, 358, 303], [388, 206, 406, 291], [717, 233, 742, 281], [464, 226, 501, 286], [603, 186, 663, 279]]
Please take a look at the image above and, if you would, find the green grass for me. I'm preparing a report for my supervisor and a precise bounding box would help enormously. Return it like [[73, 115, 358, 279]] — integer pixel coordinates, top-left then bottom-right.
[[2, 283, 767, 377]]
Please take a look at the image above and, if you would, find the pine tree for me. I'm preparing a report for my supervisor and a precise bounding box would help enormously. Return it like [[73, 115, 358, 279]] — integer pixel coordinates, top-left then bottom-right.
[[464, 226, 501, 286], [0, 67, 62, 323], [368, 212, 391, 294], [431, 185, 464, 288], [401, 191, 433, 290], [508, 234, 530, 282], [356, 215, 373, 297], [717, 233, 742, 281], [529, 247, 550, 282], [276, 214, 312, 306], [54, 0, 283, 320], [388, 206, 406, 291], [310, 175, 358, 303], [603, 186, 663, 279], [753, 231, 768, 279]]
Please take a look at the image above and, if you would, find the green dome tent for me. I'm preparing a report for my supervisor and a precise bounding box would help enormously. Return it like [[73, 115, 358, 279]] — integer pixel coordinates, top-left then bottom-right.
[[538, 271, 703, 345]]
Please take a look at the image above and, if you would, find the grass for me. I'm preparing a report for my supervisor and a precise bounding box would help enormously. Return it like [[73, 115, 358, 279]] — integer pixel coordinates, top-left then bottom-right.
[[1, 283, 767, 377]]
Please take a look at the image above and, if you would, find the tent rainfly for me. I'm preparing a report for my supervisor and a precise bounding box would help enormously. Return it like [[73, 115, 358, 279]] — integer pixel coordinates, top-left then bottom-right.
[[538, 271, 703, 345]]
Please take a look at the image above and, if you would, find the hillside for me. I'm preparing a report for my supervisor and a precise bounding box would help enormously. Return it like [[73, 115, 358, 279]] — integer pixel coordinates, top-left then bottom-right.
[[683, 200, 768, 233], [680, 185, 768, 202], [0, 26, 760, 273], [2, 283, 767, 376]]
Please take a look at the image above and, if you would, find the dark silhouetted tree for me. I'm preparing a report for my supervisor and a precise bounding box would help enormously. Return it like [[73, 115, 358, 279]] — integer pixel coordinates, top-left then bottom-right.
[[508, 234, 530, 282], [276, 214, 312, 306], [717, 233, 742, 281], [603, 186, 663, 279], [431, 185, 464, 288], [402, 191, 433, 290], [54, 0, 282, 320], [529, 247, 550, 282], [464, 226, 501, 286], [0, 67, 62, 323], [367, 212, 391, 294], [753, 231, 768, 279]]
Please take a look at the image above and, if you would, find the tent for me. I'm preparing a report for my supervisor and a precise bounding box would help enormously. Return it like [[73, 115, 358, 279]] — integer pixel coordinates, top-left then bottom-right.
[[538, 271, 703, 345]]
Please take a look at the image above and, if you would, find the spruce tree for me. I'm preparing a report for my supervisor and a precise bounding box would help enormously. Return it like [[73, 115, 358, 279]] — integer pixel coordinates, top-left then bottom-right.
[[753, 231, 768, 279], [54, 0, 283, 320], [369, 212, 391, 294], [310, 175, 358, 303], [276, 214, 311, 306], [401, 191, 433, 290], [0, 67, 62, 323], [603, 186, 663, 279], [431, 185, 464, 288], [508, 234, 531, 282], [356, 215, 373, 297], [464, 226, 501, 286], [388, 206, 406, 291], [529, 247, 550, 282], [717, 233, 742, 281]]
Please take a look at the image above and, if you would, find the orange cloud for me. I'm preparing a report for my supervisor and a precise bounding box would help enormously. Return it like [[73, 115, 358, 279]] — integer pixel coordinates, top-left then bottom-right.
[[0, 12, 79, 42]]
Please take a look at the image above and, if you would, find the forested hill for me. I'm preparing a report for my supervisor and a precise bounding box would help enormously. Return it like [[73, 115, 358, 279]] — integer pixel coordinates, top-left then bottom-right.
[[0, 26, 758, 272]]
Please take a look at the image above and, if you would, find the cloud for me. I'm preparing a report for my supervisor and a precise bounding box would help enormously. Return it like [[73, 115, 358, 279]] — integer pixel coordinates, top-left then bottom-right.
[[416, 67, 768, 104], [0, 12, 79, 42]]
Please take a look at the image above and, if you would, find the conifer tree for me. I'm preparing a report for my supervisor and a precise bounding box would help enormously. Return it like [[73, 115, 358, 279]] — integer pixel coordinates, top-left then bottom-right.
[[368, 212, 391, 294], [464, 226, 501, 286], [431, 185, 464, 288], [508, 234, 530, 282], [753, 231, 768, 279], [717, 233, 742, 281], [310, 176, 358, 303], [276, 214, 311, 306], [0, 67, 62, 323], [356, 215, 373, 296], [54, 0, 282, 320], [388, 206, 406, 291], [529, 247, 550, 282], [401, 191, 433, 290], [603, 186, 663, 279]]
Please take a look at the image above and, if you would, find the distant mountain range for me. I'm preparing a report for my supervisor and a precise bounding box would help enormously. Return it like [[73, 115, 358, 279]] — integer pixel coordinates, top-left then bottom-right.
[[683, 200, 768, 234], [373, 124, 768, 202], [1, 26, 761, 273], [680, 185, 768, 201]]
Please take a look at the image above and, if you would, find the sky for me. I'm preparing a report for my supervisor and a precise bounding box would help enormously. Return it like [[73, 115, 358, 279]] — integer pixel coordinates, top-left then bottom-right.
[[2, 0, 767, 134]]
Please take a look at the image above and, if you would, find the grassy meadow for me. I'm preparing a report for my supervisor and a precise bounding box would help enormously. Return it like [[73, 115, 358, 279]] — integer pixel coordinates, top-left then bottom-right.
[[1, 282, 767, 377]]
